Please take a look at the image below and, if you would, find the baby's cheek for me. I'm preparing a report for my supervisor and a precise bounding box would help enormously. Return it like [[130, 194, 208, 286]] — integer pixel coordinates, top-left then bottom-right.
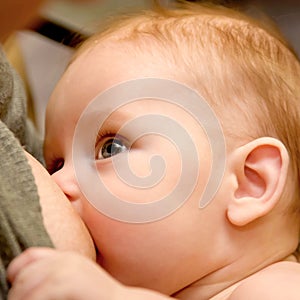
[[95, 142, 181, 204]]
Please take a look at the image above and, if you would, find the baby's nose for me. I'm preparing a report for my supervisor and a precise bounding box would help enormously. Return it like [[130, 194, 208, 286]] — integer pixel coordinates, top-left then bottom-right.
[[51, 165, 82, 213]]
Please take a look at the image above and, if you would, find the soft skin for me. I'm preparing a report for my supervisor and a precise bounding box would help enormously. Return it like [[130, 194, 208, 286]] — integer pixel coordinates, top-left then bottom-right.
[[8, 38, 300, 300], [44, 43, 299, 298], [25, 152, 96, 260], [45, 47, 217, 295]]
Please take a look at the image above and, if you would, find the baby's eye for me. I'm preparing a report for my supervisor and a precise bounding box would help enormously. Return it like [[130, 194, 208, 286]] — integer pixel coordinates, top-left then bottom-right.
[[96, 135, 129, 160]]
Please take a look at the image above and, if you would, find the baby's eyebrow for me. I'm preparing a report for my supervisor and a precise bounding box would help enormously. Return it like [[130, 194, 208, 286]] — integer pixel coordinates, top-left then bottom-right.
[[96, 109, 135, 133]]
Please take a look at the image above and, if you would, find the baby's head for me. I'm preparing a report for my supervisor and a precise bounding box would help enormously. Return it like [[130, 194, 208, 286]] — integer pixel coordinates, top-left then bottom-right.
[[44, 2, 300, 296]]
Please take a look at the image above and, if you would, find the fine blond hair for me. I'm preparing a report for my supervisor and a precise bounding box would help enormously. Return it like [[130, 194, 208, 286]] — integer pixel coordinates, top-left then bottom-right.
[[76, 2, 300, 211]]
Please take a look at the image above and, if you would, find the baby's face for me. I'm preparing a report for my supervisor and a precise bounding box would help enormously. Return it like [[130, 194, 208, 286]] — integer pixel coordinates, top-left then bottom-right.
[[44, 43, 224, 294]]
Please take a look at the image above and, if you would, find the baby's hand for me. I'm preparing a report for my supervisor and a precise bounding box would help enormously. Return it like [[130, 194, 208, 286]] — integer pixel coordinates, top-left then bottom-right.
[[7, 247, 124, 300]]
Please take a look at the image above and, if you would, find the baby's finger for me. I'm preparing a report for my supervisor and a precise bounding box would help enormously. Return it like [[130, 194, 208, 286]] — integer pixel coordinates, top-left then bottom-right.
[[7, 247, 56, 283], [10, 278, 68, 300]]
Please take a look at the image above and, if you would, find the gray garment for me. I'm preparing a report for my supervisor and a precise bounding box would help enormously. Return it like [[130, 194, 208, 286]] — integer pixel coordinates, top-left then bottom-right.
[[0, 49, 44, 163], [0, 48, 53, 299]]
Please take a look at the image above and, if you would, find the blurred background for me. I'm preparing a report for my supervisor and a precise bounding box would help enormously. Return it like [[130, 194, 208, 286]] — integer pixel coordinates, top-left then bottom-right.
[[3, 0, 299, 135]]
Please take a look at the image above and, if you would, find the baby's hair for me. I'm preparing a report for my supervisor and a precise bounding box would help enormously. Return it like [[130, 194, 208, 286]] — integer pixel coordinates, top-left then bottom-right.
[[75, 1, 300, 212]]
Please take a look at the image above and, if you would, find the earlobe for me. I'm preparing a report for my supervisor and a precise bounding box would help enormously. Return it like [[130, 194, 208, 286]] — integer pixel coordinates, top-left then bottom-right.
[[227, 137, 289, 227]]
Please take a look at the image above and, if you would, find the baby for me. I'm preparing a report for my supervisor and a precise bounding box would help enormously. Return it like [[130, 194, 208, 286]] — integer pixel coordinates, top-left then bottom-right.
[[7, 2, 300, 299]]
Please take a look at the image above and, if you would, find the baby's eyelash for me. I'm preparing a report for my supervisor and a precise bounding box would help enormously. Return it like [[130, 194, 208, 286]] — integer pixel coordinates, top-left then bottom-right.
[[95, 129, 115, 144]]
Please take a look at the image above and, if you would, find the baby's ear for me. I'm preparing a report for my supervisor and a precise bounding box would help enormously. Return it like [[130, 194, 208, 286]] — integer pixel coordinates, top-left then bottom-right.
[[227, 137, 289, 226]]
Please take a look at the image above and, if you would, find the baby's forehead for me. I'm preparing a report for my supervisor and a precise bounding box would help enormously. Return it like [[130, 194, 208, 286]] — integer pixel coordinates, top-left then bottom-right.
[[66, 9, 296, 127]]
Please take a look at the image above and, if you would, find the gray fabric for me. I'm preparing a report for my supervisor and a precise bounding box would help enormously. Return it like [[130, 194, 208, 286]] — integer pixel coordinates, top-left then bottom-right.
[[0, 47, 53, 299], [0, 49, 44, 163]]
